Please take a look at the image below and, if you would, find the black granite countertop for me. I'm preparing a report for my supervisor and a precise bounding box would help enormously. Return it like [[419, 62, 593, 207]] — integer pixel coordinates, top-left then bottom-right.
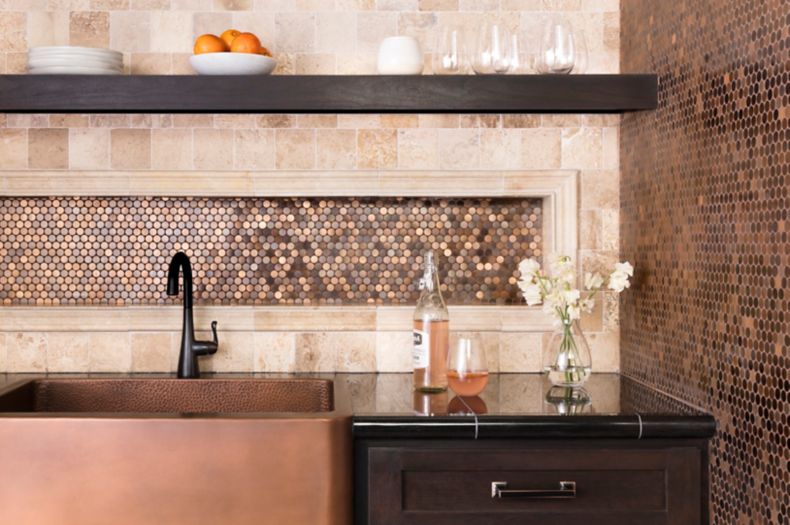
[[0, 372, 715, 440]]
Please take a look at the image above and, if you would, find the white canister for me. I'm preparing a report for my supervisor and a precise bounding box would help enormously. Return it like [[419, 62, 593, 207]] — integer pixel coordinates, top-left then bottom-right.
[[377, 36, 424, 75]]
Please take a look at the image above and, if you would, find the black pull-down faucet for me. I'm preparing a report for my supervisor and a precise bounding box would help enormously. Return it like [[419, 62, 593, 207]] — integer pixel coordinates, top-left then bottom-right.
[[167, 252, 219, 379]]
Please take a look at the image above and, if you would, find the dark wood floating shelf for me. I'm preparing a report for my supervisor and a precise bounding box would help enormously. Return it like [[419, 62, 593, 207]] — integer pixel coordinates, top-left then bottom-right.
[[0, 74, 657, 114]]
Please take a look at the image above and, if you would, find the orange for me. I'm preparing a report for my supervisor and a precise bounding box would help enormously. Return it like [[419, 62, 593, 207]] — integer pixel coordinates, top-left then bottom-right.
[[193, 34, 227, 54], [230, 32, 262, 54], [258, 45, 273, 57], [220, 29, 241, 49]]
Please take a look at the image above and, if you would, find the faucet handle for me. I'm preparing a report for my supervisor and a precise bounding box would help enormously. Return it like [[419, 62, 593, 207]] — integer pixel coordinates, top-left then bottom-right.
[[210, 320, 218, 344]]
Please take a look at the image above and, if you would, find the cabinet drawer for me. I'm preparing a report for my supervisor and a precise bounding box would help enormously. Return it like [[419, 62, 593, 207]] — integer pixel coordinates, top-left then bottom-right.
[[361, 442, 703, 525]]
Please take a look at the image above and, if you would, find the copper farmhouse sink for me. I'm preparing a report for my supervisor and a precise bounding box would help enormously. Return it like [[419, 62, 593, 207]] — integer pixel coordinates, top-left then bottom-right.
[[0, 377, 352, 525]]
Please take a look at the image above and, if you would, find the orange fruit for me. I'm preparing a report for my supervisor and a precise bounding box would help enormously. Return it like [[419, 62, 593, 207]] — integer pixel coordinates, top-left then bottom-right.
[[220, 29, 241, 49], [193, 34, 227, 54], [230, 32, 262, 54], [258, 45, 273, 57]]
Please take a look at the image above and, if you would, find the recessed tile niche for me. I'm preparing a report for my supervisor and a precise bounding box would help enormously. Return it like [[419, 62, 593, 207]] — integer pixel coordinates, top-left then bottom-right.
[[0, 196, 543, 306]]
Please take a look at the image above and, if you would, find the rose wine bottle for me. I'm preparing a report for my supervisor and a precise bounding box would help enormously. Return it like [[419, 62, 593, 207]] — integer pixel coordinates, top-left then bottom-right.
[[413, 251, 449, 392]]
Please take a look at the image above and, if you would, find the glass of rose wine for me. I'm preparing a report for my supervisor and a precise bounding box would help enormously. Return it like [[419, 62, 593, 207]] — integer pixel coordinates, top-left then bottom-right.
[[446, 335, 489, 397]]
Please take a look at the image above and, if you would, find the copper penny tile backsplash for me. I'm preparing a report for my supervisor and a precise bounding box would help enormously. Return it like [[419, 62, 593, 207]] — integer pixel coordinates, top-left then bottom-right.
[[0, 197, 542, 306], [621, 0, 788, 524]]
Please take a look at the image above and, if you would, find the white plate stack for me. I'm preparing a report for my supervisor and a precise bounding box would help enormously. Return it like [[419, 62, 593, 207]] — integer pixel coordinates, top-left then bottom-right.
[[27, 46, 124, 75]]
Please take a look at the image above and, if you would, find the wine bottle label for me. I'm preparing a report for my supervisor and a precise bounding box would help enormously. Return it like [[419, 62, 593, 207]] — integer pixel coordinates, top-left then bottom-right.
[[413, 330, 428, 368]]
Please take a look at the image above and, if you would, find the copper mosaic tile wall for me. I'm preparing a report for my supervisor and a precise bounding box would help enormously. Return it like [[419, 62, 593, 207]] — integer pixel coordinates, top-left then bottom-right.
[[620, 1, 788, 523], [0, 197, 542, 306]]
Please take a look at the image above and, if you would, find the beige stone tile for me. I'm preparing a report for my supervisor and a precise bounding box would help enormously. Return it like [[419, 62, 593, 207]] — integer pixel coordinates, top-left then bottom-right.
[[541, 114, 581, 127], [579, 209, 601, 250], [111, 129, 151, 169], [335, 332, 376, 372], [27, 10, 69, 47], [214, 0, 252, 8], [46, 333, 93, 372], [335, 53, 375, 74], [397, 12, 436, 53], [603, 291, 619, 332], [90, 114, 130, 128], [0, 12, 27, 53], [29, 128, 68, 169], [193, 11, 232, 38], [214, 113, 255, 129], [579, 250, 618, 276], [0, 129, 28, 170], [500, 115, 538, 128], [602, 126, 619, 169], [152, 128, 193, 170], [150, 11, 192, 53], [357, 129, 397, 169], [254, 332, 296, 372], [110, 10, 150, 52], [5, 115, 48, 128], [580, 169, 619, 208], [234, 129, 275, 170], [480, 129, 521, 169], [69, 11, 109, 48], [91, 0, 129, 8], [276, 129, 315, 169], [230, 12, 275, 45], [601, 208, 619, 251], [294, 333, 338, 372], [5, 52, 27, 74], [295, 53, 336, 74], [0, 333, 6, 373], [356, 11, 397, 54], [296, 115, 338, 128], [272, 51, 295, 74], [459, 115, 500, 128], [582, 114, 620, 127], [419, 0, 457, 10], [202, 331, 255, 373], [173, 114, 214, 128], [499, 332, 542, 372], [132, 0, 171, 7], [378, 0, 417, 9], [381, 114, 419, 128], [130, 332, 173, 372], [375, 331, 412, 372], [338, 115, 380, 129], [316, 129, 356, 170], [130, 52, 171, 74], [397, 128, 438, 169], [580, 292, 603, 332], [7, 333, 47, 373], [437, 129, 478, 169], [50, 114, 90, 127], [336, 0, 375, 9], [561, 127, 602, 169], [587, 330, 619, 372], [194, 129, 233, 170], [275, 12, 315, 52], [257, 115, 295, 128], [520, 128, 561, 169], [69, 128, 110, 170], [418, 114, 458, 128], [316, 11, 356, 54], [89, 333, 132, 372]]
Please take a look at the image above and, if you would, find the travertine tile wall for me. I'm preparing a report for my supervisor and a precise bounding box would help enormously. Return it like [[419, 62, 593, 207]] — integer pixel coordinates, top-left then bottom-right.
[[0, 0, 620, 374]]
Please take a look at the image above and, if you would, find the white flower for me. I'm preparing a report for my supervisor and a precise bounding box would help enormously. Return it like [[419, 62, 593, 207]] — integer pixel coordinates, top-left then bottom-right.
[[562, 289, 580, 305], [566, 304, 581, 321], [614, 261, 634, 277], [519, 258, 541, 278], [608, 274, 631, 293], [520, 283, 543, 306], [584, 272, 604, 290]]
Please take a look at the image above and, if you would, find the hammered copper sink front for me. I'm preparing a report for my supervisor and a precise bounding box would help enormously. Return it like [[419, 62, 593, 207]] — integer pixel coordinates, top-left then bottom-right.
[[0, 378, 352, 525]]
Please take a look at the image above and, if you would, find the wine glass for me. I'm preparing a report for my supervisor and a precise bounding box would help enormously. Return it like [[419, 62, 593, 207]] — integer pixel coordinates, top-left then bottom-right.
[[433, 26, 467, 74], [536, 16, 577, 74], [472, 23, 513, 75], [447, 334, 489, 396]]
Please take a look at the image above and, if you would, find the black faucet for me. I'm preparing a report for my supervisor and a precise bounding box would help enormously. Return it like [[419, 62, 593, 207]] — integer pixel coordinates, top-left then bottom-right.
[[167, 252, 219, 379]]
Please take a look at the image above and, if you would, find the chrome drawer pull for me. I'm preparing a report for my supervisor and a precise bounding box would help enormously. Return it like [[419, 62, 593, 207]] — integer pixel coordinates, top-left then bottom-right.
[[491, 481, 576, 499]]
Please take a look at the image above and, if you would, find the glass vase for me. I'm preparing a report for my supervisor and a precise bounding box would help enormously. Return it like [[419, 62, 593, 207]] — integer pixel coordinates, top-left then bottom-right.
[[543, 320, 592, 387]]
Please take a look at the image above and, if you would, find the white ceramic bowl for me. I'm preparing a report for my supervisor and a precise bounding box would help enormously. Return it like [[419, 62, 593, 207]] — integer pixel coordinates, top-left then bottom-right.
[[189, 53, 276, 75]]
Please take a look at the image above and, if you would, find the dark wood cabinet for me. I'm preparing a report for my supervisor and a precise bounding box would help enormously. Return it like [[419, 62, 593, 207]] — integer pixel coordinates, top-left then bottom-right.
[[355, 439, 709, 525]]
